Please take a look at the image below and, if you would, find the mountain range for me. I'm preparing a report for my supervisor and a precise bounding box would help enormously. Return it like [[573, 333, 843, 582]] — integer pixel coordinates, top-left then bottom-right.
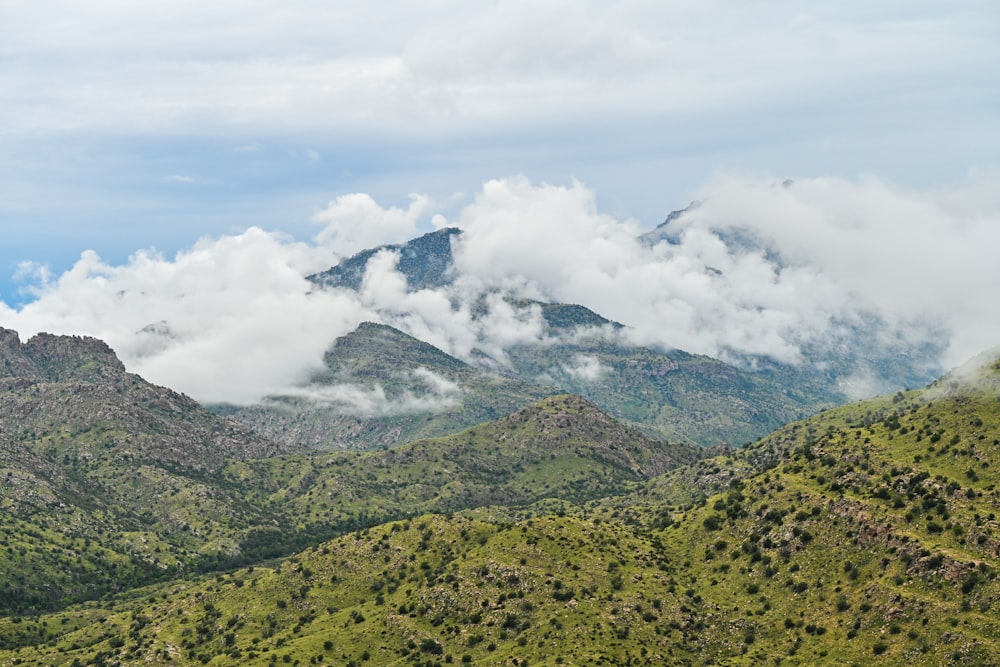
[[219, 225, 916, 451], [0, 326, 997, 665], [0, 224, 989, 666]]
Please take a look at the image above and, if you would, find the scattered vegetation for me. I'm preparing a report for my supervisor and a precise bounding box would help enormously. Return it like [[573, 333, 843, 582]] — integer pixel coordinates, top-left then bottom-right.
[[2, 330, 1000, 665]]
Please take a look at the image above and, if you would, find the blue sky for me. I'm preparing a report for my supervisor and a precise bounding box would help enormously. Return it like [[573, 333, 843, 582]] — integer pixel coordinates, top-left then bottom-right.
[[1, 1, 999, 403], [3, 0, 997, 303]]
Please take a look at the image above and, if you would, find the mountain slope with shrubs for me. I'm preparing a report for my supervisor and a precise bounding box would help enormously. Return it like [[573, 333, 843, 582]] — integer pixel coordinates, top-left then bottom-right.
[[3, 351, 1000, 665], [219, 322, 556, 451], [0, 329, 289, 614], [0, 329, 696, 618]]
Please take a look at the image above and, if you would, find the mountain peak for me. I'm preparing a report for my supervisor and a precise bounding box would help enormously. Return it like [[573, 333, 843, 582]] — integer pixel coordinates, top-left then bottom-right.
[[1, 328, 126, 381], [310, 227, 462, 291], [325, 320, 468, 374], [23, 331, 126, 381]]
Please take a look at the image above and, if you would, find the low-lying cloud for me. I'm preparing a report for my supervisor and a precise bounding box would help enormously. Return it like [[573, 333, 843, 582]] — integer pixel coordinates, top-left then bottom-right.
[[2, 172, 998, 404], [272, 367, 461, 416], [562, 355, 608, 383]]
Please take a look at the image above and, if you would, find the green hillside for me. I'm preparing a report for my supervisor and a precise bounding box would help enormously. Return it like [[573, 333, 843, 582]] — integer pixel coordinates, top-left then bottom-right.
[[0, 330, 1000, 667], [504, 332, 831, 447], [218, 322, 556, 451], [0, 329, 288, 614], [3, 354, 1000, 665], [234, 394, 699, 534], [0, 330, 694, 618]]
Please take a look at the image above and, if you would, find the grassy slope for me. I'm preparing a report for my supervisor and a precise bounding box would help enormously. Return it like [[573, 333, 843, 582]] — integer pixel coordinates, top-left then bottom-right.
[[0, 332, 287, 614], [598, 355, 1000, 664], [5, 360, 1000, 665], [504, 333, 834, 448], [233, 394, 700, 536], [0, 385, 695, 617]]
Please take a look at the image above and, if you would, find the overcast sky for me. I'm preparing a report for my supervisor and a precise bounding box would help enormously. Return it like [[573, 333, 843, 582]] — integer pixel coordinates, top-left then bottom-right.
[[1, 1, 999, 402]]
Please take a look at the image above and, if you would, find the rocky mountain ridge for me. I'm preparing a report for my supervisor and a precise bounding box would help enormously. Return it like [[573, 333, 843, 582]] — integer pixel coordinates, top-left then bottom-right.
[[0, 328, 124, 381]]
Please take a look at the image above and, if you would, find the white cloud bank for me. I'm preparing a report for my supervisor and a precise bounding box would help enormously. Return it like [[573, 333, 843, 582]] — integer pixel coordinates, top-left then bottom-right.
[[3, 173, 999, 404], [1, 1, 992, 140], [312, 193, 432, 256]]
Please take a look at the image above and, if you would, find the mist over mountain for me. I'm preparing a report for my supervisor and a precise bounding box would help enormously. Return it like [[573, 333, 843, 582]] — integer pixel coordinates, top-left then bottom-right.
[[1, 174, 997, 408], [218, 321, 556, 451], [310, 227, 461, 292], [3, 2, 997, 662]]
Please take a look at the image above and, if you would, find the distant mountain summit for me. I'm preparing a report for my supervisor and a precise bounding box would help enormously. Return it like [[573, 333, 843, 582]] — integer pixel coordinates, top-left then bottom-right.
[[310, 227, 462, 291], [637, 201, 700, 246], [505, 298, 623, 334], [292, 206, 941, 449], [288, 219, 846, 448]]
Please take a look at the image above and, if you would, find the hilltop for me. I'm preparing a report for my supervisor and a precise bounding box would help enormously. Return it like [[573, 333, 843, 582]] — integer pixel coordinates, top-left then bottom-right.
[[309, 227, 461, 292], [230, 393, 700, 543]]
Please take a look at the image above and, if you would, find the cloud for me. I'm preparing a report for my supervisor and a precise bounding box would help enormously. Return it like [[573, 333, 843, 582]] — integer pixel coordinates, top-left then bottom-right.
[[3, 173, 999, 406], [562, 354, 607, 383], [1, 1, 991, 139], [313, 193, 432, 255], [0, 228, 371, 404], [2, 0, 995, 287], [452, 176, 643, 296], [446, 172, 1000, 372], [680, 172, 1000, 368], [272, 366, 461, 416], [0, 215, 544, 404], [350, 249, 545, 367], [12, 262, 53, 292]]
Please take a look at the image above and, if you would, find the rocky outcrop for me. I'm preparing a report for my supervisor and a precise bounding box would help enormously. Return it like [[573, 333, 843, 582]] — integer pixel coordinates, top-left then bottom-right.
[[0, 328, 126, 381], [0, 327, 42, 379], [0, 328, 280, 467], [25, 331, 126, 380]]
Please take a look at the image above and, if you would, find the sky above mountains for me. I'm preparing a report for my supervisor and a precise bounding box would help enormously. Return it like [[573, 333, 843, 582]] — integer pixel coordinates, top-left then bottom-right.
[[1, 1, 999, 402]]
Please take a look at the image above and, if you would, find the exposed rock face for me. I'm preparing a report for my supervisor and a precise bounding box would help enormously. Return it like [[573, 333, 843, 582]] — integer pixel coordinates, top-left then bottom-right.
[[0, 328, 126, 381], [0, 327, 43, 379], [0, 328, 294, 614], [0, 328, 280, 469]]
